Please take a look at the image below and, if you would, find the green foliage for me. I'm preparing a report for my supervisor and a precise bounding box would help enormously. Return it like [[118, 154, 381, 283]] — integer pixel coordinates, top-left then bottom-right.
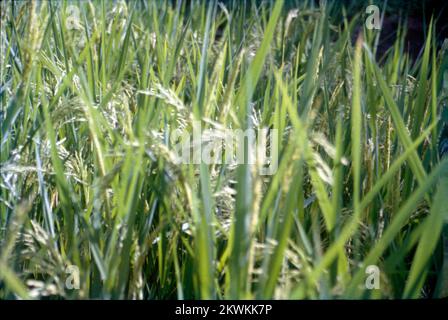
[[1, 0, 447, 299]]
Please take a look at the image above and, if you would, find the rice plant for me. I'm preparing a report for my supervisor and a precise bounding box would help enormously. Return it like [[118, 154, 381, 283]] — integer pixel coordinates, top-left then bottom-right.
[[1, 0, 447, 299]]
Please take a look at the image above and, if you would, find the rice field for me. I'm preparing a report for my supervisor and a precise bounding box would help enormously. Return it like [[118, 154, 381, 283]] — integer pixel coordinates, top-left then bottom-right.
[[1, 0, 448, 299]]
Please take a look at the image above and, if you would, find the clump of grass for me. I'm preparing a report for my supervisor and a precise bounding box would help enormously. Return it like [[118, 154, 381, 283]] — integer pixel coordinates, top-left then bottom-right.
[[1, 0, 447, 299]]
